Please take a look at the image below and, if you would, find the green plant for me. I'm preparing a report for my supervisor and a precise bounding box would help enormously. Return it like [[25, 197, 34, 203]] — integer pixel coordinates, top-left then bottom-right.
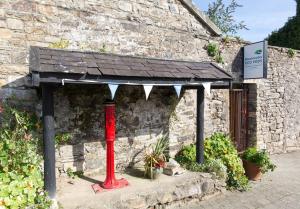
[[0, 104, 51, 208], [222, 35, 231, 44], [144, 137, 169, 179], [175, 133, 249, 190], [99, 43, 107, 53], [242, 147, 276, 173], [215, 53, 224, 64], [66, 168, 83, 179], [49, 38, 70, 49], [206, 43, 224, 64], [206, 0, 248, 35], [55, 133, 72, 146], [268, 1, 300, 50], [207, 43, 219, 57], [204, 133, 248, 190], [287, 48, 296, 58]]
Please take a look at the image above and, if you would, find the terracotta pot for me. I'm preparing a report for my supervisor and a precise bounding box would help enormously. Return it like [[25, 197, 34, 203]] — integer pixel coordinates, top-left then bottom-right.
[[242, 160, 262, 181]]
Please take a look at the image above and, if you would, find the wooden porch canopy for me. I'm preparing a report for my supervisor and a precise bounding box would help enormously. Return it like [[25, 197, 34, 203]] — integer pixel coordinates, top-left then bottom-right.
[[29, 46, 232, 199]]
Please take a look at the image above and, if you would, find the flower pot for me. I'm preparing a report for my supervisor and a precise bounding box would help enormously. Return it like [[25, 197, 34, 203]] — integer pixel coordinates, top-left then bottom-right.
[[243, 160, 262, 181], [146, 167, 163, 179]]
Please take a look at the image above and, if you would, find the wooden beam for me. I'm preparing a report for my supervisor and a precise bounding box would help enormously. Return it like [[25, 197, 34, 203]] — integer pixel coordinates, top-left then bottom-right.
[[196, 86, 205, 164], [42, 84, 56, 199]]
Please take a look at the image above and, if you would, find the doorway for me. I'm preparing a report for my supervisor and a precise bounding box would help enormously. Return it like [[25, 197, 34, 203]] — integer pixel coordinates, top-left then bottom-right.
[[230, 87, 249, 152]]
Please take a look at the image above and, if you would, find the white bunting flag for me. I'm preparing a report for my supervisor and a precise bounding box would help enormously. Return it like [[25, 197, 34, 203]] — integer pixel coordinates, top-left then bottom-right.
[[108, 84, 119, 100], [143, 85, 153, 100], [202, 82, 211, 96], [173, 85, 182, 98]]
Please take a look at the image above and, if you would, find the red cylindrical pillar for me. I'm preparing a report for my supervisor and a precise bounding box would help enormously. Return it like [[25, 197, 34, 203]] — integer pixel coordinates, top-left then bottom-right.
[[92, 101, 128, 191], [102, 102, 118, 188]]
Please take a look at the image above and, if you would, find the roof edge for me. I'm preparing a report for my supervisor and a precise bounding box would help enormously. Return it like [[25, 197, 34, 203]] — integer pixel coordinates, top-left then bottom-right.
[[178, 0, 222, 36]]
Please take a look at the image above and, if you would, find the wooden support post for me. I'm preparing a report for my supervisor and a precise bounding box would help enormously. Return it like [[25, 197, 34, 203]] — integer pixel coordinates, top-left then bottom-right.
[[196, 86, 205, 164], [42, 84, 56, 199]]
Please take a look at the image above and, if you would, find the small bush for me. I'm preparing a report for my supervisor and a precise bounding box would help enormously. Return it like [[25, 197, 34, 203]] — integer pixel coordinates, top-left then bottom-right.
[[242, 147, 276, 173], [0, 104, 51, 208], [206, 43, 224, 64], [207, 43, 219, 57], [175, 133, 249, 191], [287, 48, 296, 58]]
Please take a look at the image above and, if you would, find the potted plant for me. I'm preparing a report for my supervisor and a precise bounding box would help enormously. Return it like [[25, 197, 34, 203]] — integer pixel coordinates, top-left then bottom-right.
[[144, 137, 168, 179], [242, 147, 276, 181]]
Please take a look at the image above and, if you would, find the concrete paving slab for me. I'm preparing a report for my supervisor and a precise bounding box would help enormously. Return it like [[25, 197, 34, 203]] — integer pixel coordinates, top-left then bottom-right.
[[173, 151, 300, 209]]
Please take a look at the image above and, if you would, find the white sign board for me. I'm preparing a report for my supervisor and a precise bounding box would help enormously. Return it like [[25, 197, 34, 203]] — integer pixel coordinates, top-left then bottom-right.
[[244, 41, 268, 79]]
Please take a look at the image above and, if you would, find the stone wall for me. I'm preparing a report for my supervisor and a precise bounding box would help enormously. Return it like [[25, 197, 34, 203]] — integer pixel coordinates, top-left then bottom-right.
[[0, 0, 228, 175], [1, 0, 299, 176], [219, 40, 300, 154], [248, 46, 300, 153]]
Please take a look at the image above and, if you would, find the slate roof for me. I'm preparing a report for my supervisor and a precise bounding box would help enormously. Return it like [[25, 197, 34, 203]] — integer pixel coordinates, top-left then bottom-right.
[[29, 46, 232, 86]]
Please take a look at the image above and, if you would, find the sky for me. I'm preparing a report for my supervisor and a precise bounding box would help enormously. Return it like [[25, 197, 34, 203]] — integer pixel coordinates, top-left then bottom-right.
[[194, 0, 296, 42]]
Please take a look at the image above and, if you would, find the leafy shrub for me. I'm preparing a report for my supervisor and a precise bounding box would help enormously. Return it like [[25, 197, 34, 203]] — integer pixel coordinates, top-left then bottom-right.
[[268, 14, 300, 50], [242, 147, 276, 173], [175, 133, 248, 190], [287, 48, 296, 58], [207, 43, 219, 57], [0, 105, 51, 208], [204, 133, 248, 190], [206, 43, 224, 64]]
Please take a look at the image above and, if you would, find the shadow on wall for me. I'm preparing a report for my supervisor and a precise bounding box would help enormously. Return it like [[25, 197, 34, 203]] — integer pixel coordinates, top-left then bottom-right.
[[55, 84, 181, 175], [1, 77, 182, 175], [1, 79, 180, 175]]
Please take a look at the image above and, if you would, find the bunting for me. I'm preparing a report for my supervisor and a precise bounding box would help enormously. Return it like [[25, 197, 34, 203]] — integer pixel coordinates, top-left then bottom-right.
[[202, 82, 211, 96], [143, 85, 153, 100], [108, 84, 119, 100], [173, 85, 182, 98]]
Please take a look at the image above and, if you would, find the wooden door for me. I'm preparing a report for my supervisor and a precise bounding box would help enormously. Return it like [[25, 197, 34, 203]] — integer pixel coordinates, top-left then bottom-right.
[[230, 89, 249, 152]]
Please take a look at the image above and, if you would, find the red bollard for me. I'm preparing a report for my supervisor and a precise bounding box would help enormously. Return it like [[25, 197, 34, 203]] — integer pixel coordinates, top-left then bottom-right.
[[92, 101, 129, 193]]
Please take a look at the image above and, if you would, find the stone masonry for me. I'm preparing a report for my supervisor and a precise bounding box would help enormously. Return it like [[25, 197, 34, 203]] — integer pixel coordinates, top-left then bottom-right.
[[0, 0, 299, 175]]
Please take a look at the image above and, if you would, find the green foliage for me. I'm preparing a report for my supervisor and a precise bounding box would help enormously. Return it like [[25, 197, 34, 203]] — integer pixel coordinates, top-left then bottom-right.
[[242, 147, 276, 173], [268, 1, 300, 50], [175, 133, 249, 190], [99, 44, 107, 53], [55, 133, 72, 146], [287, 48, 296, 58], [206, 43, 224, 64], [204, 133, 248, 190], [215, 53, 224, 64], [0, 105, 51, 208], [66, 168, 83, 179], [49, 38, 70, 49], [144, 137, 168, 179], [207, 43, 219, 57], [206, 0, 248, 35]]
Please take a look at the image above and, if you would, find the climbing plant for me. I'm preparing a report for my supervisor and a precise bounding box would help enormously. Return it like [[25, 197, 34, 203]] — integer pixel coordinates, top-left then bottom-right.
[[0, 104, 51, 209]]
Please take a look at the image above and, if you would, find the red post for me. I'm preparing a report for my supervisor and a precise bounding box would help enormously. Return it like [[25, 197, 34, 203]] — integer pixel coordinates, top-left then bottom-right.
[[92, 101, 128, 193]]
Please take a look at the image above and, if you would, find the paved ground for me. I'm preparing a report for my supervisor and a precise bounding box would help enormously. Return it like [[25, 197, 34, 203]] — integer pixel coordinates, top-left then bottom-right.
[[174, 151, 300, 209]]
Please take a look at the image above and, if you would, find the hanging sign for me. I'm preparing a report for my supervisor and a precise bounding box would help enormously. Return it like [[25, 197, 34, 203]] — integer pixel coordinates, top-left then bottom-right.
[[108, 84, 119, 100], [143, 85, 153, 100], [173, 85, 182, 98], [244, 41, 268, 79]]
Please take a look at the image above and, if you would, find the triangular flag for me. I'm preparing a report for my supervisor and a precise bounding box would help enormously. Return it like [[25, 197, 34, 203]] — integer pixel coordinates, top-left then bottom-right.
[[202, 82, 211, 96], [143, 85, 153, 100], [108, 84, 119, 100], [173, 85, 182, 98]]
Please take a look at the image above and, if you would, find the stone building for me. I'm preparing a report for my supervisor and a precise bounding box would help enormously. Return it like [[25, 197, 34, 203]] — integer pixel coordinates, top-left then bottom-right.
[[0, 0, 299, 176]]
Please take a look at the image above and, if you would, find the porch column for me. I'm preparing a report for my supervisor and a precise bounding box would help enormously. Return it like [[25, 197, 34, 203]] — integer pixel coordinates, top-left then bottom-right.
[[196, 86, 205, 164], [42, 84, 56, 199]]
